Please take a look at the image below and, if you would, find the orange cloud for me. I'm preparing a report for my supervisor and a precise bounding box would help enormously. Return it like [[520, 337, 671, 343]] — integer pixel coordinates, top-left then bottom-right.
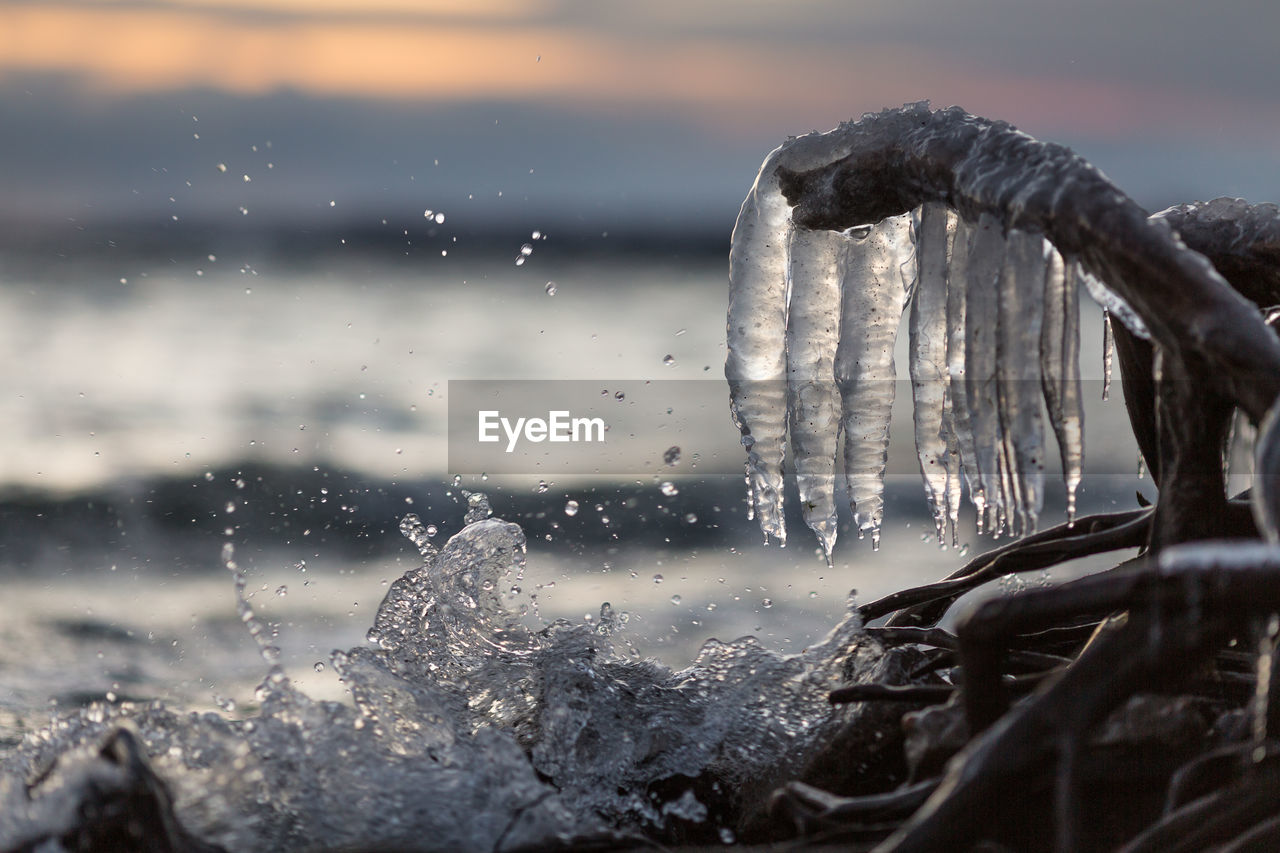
[[2, 3, 1275, 146]]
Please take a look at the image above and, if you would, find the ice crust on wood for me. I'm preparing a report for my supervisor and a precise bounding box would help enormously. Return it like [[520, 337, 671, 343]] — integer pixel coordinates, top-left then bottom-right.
[[725, 104, 1192, 551]]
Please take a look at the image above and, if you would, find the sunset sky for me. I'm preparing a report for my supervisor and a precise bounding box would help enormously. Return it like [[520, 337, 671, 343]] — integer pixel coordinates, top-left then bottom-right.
[[2, 0, 1277, 231]]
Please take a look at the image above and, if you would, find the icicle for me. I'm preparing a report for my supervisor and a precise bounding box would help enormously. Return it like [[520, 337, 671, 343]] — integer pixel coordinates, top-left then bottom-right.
[[946, 216, 983, 527], [726, 166, 792, 544], [1079, 266, 1151, 341], [1101, 308, 1114, 402], [786, 226, 845, 561], [996, 231, 1046, 537], [836, 214, 913, 549], [1041, 253, 1084, 521], [963, 213, 1007, 534], [1225, 407, 1257, 494], [993, 437, 1013, 538], [909, 202, 957, 544]]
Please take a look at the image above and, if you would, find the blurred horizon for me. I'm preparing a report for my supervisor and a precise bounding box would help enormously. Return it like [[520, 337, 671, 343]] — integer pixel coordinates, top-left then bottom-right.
[[2, 0, 1279, 245]]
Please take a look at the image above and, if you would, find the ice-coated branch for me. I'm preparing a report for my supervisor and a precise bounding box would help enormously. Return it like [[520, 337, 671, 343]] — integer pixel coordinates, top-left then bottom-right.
[[775, 104, 1280, 424], [728, 102, 1280, 553]]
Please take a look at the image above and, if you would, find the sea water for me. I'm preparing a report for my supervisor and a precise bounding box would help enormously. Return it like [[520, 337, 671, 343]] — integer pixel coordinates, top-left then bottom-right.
[[0, 249, 1139, 847]]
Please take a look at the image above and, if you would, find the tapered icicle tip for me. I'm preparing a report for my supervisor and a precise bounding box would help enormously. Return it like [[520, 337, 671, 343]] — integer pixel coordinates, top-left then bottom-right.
[[1102, 309, 1114, 402], [807, 521, 837, 564], [816, 533, 836, 568]]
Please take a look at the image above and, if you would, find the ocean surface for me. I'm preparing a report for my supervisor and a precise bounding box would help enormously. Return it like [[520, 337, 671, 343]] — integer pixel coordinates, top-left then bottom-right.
[[0, 238, 1163, 848]]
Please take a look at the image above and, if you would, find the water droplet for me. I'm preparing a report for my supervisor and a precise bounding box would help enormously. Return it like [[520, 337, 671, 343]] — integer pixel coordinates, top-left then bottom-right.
[[216, 163, 227, 173], [536, 480, 549, 493], [684, 513, 697, 524], [224, 501, 236, 513], [463, 491, 492, 524], [652, 574, 664, 584], [313, 661, 325, 672], [614, 391, 625, 401], [544, 281, 557, 296], [275, 585, 287, 596], [761, 598, 774, 608], [663, 446, 681, 466], [659, 481, 678, 497], [662, 354, 675, 366], [670, 595, 682, 605], [564, 500, 580, 516], [520, 243, 534, 255]]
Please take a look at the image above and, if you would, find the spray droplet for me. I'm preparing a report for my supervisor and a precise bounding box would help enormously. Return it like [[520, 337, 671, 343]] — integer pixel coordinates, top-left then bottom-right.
[[663, 446, 681, 466], [564, 500, 580, 516], [670, 594, 682, 605], [662, 354, 675, 366], [544, 281, 557, 296], [659, 481, 678, 497], [652, 573, 664, 584], [761, 598, 773, 608]]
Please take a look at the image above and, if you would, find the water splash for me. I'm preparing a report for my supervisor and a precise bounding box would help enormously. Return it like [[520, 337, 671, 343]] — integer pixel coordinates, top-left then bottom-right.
[[0, 510, 898, 851]]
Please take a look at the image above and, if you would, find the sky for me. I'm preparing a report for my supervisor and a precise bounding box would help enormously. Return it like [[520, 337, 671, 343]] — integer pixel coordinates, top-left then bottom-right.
[[2, 0, 1278, 235]]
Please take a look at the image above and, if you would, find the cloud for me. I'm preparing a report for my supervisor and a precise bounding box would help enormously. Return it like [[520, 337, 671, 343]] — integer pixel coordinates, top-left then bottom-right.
[[1, 1, 1277, 228]]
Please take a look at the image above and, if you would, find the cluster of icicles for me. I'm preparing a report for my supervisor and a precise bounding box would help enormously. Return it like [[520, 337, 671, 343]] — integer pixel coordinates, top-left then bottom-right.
[[727, 135, 1106, 558]]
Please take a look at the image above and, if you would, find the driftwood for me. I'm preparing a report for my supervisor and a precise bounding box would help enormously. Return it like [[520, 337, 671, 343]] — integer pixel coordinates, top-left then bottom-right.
[[773, 104, 1280, 550], [757, 106, 1280, 852]]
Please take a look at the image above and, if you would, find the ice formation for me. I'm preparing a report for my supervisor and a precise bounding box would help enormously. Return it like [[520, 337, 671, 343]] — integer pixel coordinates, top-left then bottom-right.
[[728, 172, 1085, 550], [0, 508, 900, 851], [727, 104, 1154, 554]]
